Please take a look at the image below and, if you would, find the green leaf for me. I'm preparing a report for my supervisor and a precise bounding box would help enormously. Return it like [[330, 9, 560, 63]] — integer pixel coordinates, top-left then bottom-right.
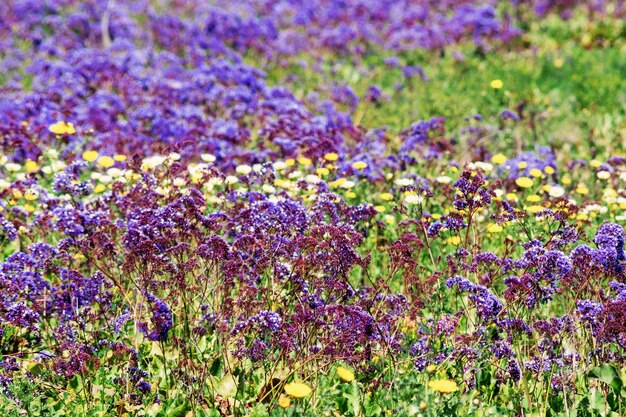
[[209, 357, 222, 377], [26, 362, 44, 376], [68, 375, 80, 390], [195, 409, 220, 417], [363, 392, 382, 417], [589, 389, 607, 413], [167, 403, 190, 417], [574, 396, 591, 417], [216, 374, 237, 398], [589, 364, 622, 391], [342, 380, 361, 417]]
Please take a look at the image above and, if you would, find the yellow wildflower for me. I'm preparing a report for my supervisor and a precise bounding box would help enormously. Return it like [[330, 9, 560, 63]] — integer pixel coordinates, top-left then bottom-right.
[[284, 382, 312, 398], [278, 394, 291, 408], [380, 192, 393, 201], [324, 152, 339, 161], [316, 167, 330, 176], [428, 379, 458, 394], [24, 189, 39, 201], [486, 224, 503, 233], [529, 169, 543, 178], [491, 153, 507, 165], [384, 215, 395, 225], [49, 121, 76, 135], [490, 79, 503, 89], [352, 161, 367, 170], [575, 186, 589, 195], [515, 177, 534, 188], [24, 159, 39, 173], [82, 150, 99, 162], [98, 156, 115, 168], [336, 366, 355, 383], [274, 179, 290, 188], [447, 236, 462, 246], [329, 178, 346, 188], [298, 157, 312, 166]]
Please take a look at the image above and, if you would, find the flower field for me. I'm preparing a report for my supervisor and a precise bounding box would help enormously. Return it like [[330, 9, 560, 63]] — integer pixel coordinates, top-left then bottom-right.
[[1, 1, 626, 416]]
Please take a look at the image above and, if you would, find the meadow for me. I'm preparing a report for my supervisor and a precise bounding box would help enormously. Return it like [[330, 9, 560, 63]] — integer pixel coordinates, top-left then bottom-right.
[[1, 1, 626, 416]]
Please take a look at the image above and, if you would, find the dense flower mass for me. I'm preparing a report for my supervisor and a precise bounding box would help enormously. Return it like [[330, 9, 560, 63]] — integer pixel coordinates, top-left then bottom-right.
[[1, 0, 625, 416]]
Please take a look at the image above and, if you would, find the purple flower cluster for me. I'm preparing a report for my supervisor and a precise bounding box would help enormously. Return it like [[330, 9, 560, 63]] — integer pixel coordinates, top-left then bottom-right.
[[446, 275, 503, 321], [140, 292, 173, 342], [500, 146, 557, 179], [593, 222, 625, 274]]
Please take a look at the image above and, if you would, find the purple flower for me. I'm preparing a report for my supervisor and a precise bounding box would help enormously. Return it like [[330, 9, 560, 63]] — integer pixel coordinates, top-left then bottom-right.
[[114, 310, 132, 334], [0, 217, 18, 241], [140, 292, 173, 342], [427, 221, 444, 237], [500, 147, 556, 179], [249, 310, 282, 332], [136, 380, 152, 393], [507, 359, 522, 382], [593, 222, 625, 274], [576, 300, 603, 331], [6, 303, 40, 330], [493, 341, 515, 359], [447, 275, 503, 321], [499, 109, 520, 122]]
